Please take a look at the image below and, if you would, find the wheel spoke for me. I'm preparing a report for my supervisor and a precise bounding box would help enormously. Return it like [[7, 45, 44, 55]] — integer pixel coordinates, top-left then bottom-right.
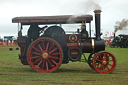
[[33, 57, 42, 64], [46, 42, 49, 52], [50, 52, 61, 55], [108, 64, 113, 67], [46, 60, 49, 71], [106, 66, 110, 70], [38, 44, 44, 53], [51, 59, 57, 65], [99, 55, 103, 60], [49, 43, 54, 52], [37, 60, 42, 68], [96, 63, 100, 66], [103, 53, 106, 57], [102, 65, 105, 70], [88, 53, 95, 70], [31, 56, 40, 59], [49, 48, 57, 54], [106, 60, 113, 62], [49, 55, 60, 60], [99, 64, 104, 69], [47, 59, 53, 68], [42, 59, 45, 70], [103, 56, 106, 60], [42, 41, 45, 51], [32, 52, 41, 56], [96, 59, 102, 62], [104, 53, 108, 57], [33, 47, 41, 52]]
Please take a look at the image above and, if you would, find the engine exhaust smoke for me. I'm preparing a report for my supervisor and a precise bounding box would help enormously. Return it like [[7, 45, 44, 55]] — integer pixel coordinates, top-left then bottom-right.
[[114, 19, 128, 33], [67, 0, 101, 23]]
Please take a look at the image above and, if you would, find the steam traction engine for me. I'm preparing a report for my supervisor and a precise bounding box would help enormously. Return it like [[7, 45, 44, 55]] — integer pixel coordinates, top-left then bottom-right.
[[12, 10, 116, 74], [109, 34, 128, 48]]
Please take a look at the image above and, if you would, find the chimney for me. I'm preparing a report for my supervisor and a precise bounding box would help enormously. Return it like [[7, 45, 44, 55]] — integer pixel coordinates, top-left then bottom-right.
[[94, 10, 102, 40], [114, 33, 115, 39]]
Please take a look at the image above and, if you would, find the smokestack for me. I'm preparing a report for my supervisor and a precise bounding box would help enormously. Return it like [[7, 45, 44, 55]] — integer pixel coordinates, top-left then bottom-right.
[[94, 10, 102, 40], [114, 33, 115, 39]]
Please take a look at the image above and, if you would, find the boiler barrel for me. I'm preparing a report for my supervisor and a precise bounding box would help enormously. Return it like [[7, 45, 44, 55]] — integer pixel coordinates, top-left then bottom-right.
[[94, 39, 105, 52], [80, 39, 105, 53]]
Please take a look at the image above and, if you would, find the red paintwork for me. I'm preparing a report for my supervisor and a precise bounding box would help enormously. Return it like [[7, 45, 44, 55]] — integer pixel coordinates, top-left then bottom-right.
[[27, 38, 63, 73], [93, 51, 116, 74], [67, 43, 78, 47]]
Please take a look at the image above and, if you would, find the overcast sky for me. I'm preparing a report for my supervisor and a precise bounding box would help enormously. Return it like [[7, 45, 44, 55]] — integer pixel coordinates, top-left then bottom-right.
[[0, 0, 128, 38]]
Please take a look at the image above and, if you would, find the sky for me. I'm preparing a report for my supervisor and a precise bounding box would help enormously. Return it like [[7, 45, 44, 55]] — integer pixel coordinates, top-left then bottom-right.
[[0, 0, 128, 38]]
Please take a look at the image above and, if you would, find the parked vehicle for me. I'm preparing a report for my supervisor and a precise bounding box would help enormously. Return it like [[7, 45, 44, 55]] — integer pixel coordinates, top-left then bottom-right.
[[12, 10, 116, 74], [109, 34, 128, 48]]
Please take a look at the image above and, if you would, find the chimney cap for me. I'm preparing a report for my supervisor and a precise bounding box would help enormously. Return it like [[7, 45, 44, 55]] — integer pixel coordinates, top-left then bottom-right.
[[94, 10, 102, 14]]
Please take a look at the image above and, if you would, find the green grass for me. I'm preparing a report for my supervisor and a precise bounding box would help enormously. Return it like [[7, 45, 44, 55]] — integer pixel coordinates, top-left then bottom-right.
[[0, 45, 128, 85]]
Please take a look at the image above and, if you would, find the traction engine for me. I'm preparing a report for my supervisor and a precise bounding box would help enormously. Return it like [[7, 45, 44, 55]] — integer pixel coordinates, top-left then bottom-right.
[[109, 34, 128, 48], [12, 10, 116, 74]]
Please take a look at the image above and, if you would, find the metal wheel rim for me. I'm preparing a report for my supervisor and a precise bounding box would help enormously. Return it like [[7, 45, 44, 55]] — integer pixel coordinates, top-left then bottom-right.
[[93, 51, 116, 74], [27, 37, 63, 73]]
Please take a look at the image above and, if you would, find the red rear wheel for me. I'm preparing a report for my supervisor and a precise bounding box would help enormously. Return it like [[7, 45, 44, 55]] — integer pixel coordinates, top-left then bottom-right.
[[93, 51, 116, 74], [27, 37, 63, 73]]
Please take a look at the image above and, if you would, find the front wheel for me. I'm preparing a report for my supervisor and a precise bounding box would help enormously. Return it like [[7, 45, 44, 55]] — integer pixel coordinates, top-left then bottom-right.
[[125, 40, 128, 48], [27, 37, 63, 73], [93, 51, 116, 74]]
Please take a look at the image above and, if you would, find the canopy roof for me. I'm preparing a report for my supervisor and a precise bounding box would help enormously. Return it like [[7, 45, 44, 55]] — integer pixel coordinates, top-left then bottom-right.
[[12, 15, 93, 25]]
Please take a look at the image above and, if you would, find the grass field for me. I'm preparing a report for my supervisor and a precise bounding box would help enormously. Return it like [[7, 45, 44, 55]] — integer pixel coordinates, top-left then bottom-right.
[[0, 45, 128, 85]]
